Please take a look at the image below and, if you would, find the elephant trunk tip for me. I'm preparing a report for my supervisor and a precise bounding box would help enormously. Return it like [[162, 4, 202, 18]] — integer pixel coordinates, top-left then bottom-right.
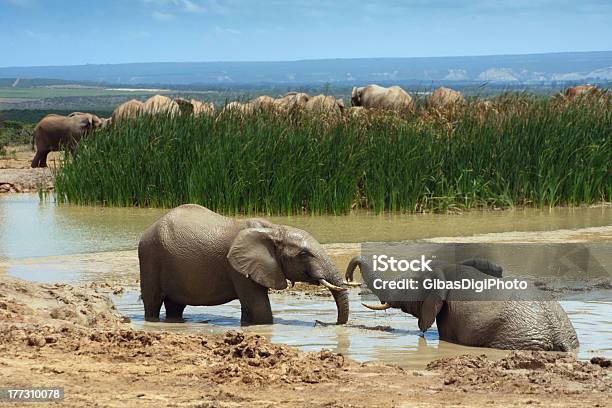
[[345, 256, 364, 282]]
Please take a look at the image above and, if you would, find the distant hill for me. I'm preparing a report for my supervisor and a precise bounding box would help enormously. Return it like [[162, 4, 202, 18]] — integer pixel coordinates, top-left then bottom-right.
[[0, 51, 611, 86]]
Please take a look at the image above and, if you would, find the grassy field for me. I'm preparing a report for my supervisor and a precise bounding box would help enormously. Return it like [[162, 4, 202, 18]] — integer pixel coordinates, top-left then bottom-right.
[[54, 95, 611, 214]]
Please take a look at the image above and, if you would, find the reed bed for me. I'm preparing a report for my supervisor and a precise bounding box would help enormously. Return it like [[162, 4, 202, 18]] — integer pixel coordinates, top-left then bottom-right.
[[55, 96, 611, 214]]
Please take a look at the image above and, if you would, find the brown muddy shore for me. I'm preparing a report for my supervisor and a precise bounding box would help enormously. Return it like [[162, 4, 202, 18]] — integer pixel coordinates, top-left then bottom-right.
[[0, 275, 610, 407]]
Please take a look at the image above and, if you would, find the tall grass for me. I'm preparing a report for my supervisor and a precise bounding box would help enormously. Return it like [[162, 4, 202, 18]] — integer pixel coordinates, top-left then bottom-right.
[[55, 96, 611, 214]]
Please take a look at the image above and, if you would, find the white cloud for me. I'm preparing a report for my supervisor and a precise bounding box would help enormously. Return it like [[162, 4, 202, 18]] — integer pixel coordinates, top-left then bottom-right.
[[152, 10, 176, 21]]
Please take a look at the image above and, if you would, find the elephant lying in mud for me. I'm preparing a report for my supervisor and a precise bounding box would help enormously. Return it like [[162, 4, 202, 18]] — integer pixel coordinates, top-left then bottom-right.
[[139, 205, 349, 325], [31, 113, 105, 168], [346, 256, 579, 351]]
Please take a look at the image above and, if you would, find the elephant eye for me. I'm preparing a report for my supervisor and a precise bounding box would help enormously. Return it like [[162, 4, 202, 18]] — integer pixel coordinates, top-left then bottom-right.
[[298, 250, 313, 258]]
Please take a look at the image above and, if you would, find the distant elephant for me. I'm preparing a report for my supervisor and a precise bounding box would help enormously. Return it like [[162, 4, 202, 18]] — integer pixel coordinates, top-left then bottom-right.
[[143, 94, 180, 116], [351, 84, 414, 113], [174, 97, 194, 115], [112, 99, 144, 121], [221, 101, 254, 115], [139, 204, 349, 325], [191, 99, 215, 117], [274, 92, 310, 110], [426, 87, 465, 109], [346, 256, 579, 351], [31, 113, 102, 168], [305, 95, 345, 115], [563, 85, 599, 98], [250, 95, 276, 110]]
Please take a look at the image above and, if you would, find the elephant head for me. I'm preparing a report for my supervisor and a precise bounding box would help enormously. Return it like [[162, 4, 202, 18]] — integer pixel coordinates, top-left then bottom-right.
[[228, 226, 349, 324], [345, 256, 447, 332], [346, 256, 505, 332], [174, 97, 194, 115]]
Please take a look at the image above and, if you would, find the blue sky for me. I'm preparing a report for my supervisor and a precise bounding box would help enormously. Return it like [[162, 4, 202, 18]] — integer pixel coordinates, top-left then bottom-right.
[[1, 0, 611, 67]]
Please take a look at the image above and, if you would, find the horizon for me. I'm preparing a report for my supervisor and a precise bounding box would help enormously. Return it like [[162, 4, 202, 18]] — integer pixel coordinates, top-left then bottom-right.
[[1, 0, 611, 67], [2, 49, 612, 69]]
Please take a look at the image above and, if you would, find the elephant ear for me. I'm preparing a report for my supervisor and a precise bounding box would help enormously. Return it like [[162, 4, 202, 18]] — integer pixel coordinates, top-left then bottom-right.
[[74, 114, 93, 130], [227, 228, 288, 290], [418, 269, 448, 332]]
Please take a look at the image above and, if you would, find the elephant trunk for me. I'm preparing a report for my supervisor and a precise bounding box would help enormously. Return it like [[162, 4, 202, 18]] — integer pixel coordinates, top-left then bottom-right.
[[319, 260, 349, 325], [332, 287, 349, 325], [346, 256, 376, 289]]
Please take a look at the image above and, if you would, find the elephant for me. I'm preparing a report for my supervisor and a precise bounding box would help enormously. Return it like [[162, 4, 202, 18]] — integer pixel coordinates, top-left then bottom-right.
[[425, 87, 465, 109], [346, 256, 579, 351], [563, 85, 599, 98], [142, 94, 180, 116], [305, 95, 345, 115], [250, 95, 276, 110], [274, 92, 310, 110], [138, 204, 349, 325], [174, 97, 194, 115], [191, 99, 215, 117], [31, 113, 103, 168], [221, 101, 254, 115], [351, 84, 415, 113], [173, 98, 215, 117], [112, 99, 144, 121], [68, 112, 111, 128]]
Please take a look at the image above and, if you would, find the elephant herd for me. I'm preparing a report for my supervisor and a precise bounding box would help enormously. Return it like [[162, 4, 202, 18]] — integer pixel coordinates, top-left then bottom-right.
[[139, 204, 579, 352], [30, 83, 603, 168]]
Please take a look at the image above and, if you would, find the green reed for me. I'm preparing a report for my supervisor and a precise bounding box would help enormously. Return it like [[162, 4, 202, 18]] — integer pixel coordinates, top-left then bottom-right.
[[55, 96, 611, 214]]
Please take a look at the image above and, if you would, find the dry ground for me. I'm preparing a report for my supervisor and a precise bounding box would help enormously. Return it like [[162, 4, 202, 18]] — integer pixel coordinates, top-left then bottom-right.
[[0, 275, 610, 407], [0, 145, 56, 192]]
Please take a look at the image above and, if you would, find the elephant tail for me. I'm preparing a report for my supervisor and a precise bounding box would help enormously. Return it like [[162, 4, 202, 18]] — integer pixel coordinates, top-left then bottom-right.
[[30, 128, 37, 151]]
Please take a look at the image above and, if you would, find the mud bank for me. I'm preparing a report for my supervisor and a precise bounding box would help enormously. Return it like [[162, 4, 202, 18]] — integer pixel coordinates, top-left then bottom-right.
[[0, 275, 610, 407], [0, 168, 54, 193], [0, 145, 56, 192]]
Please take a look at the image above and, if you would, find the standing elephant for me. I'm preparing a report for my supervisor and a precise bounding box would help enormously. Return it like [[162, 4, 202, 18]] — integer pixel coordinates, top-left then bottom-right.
[[139, 205, 349, 325], [31, 113, 103, 168], [142, 94, 180, 116], [351, 84, 415, 113], [191, 99, 215, 117], [274, 92, 310, 110], [305, 95, 345, 115], [250, 95, 276, 110], [426, 87, 465, 109], [221, 101, 254, 115], [346, 256, 578, 351], [112, 99, 144, 121]]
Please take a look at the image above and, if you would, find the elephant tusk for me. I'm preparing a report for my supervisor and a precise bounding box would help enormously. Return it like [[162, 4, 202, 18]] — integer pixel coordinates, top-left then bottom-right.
[[319, 279, 347, 292], [362, 302, 391, 311], [343, 280, 362, 287]]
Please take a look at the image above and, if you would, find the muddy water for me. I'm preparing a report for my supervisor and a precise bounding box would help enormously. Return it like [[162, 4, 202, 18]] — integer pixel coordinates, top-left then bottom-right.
[[1, 194, 610, 367]]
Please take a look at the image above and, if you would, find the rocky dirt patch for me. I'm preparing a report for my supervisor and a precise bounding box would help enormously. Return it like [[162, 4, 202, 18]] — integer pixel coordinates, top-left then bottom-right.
[[427, 352, 611, 394]]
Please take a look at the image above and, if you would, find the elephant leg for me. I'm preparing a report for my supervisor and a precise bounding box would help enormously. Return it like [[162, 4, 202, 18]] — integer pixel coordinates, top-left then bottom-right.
[[39, 150, 50, 168], [163, 298, 186, 322], [233, 276, 273, 325], [138, 242, 163, 322], [31, 150, 48, 168]]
